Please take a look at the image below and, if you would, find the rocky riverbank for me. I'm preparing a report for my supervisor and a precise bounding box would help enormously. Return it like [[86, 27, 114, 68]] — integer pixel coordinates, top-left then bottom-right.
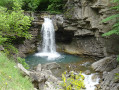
[[17, 55, 119, 90], [91, 55, 119, 90]]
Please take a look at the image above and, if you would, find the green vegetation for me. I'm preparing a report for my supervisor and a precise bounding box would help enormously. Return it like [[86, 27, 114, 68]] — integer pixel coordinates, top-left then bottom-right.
[[0, 0, 64, 89], [0, 0, 32, 54], [0, 0, 64, 13], [102, 0, 119, 36], [102, 0, 119, 60], [22, 0, 64, 13], [0, 52, 34, 90], [0, 0, 32, 88], [22, 0, 41, 11], [61, 71, 85, 90], [47, 0, 64, 14], [17, 57, 29, 69]]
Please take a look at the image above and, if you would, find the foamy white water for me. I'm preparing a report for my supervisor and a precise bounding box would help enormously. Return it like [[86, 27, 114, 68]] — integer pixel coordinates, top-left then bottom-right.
[[35, 18, 60, 60], [83, 73, 100, 90]]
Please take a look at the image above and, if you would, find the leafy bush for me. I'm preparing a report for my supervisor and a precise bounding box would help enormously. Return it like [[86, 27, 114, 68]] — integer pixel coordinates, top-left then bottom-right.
[[17, 57, 29, 69], [22, 0, 41, 11], [61, 71, 85, 90], [0, 7, 32, 39], [0, 0, 32, 55], [0, 0, 13, 9], [3, 43, 18, 56], [47, 0, 64, 14]]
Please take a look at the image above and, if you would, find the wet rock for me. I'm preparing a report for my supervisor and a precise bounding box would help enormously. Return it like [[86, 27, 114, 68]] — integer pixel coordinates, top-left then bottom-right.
[[95, 84, 100, 90], [91, 56, 117, 72], [42, 62, 61, 70], [91, 74, 100, 82], [84, 70, 91, 75]]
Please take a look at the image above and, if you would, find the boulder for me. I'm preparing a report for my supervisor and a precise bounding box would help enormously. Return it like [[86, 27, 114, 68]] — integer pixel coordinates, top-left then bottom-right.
[[30, 72, 47, 82], [42, 62, 61, 70], [99, 67, 119, 90], [91, 56, 117, 72]]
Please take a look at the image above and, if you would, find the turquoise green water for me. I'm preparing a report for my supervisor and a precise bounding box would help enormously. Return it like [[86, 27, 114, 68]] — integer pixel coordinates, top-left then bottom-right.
[[25, 53, 82, 67]]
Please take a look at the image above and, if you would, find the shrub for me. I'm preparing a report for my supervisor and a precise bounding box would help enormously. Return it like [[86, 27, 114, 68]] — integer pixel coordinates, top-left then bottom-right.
[[61, 71, 85, 90], [17, 57, 29, 69]]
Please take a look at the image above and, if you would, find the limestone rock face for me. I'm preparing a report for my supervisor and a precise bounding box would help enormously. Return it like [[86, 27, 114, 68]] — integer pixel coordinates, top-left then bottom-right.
[[16, 0, 119, 57], [55, 0, 119, 57], [91, 56, 117, 72]]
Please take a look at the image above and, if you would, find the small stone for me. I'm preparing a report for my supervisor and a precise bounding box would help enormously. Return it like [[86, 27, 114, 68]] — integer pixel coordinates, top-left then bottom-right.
[[95, 84, 100, 89], [84, 70, 91, 75]]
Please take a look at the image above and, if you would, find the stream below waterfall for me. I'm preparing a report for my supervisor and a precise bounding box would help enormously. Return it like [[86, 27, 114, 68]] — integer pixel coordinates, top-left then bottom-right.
[[25, 53, 100, 90]]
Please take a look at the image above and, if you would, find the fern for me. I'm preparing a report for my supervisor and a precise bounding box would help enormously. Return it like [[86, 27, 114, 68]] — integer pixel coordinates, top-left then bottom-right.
[[102, 14, 119, 23], [102, 0, 119, 36], [113, 0, 119, 3], [102, 29, 119, 36]]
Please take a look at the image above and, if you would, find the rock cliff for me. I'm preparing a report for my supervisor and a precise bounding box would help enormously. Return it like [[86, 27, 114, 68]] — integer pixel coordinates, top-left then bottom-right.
[[54, 0, 119, 57], [18, 0, 119, 57]]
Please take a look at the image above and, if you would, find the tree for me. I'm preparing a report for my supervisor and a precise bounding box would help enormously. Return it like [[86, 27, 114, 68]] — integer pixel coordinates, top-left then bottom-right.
[[0, 0, 32, 54]]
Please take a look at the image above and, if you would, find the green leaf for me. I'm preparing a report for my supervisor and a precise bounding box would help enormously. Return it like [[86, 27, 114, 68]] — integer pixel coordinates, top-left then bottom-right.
[[102, 14, 119, 23]]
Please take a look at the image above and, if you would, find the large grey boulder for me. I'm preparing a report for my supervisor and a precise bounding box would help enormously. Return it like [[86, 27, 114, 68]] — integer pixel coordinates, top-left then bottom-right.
[[42, 62, 61, 70], [91, 56, 117, 72], [99, 67, 119, 90]]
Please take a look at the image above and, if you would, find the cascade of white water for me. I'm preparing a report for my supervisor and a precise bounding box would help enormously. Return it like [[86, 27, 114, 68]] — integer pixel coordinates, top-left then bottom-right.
[[35, 18, 60, 60], [83, 73, 100, 90], [42, 18, 56, 53]]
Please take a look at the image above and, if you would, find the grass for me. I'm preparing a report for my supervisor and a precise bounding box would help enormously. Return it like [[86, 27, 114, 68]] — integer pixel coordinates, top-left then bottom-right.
[[0, 52, 34, 90]]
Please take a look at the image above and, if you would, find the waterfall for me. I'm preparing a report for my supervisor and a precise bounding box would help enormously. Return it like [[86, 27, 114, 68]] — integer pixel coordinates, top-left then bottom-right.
[[42, 18, 56, 53], [35, 18, 60, 60]]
